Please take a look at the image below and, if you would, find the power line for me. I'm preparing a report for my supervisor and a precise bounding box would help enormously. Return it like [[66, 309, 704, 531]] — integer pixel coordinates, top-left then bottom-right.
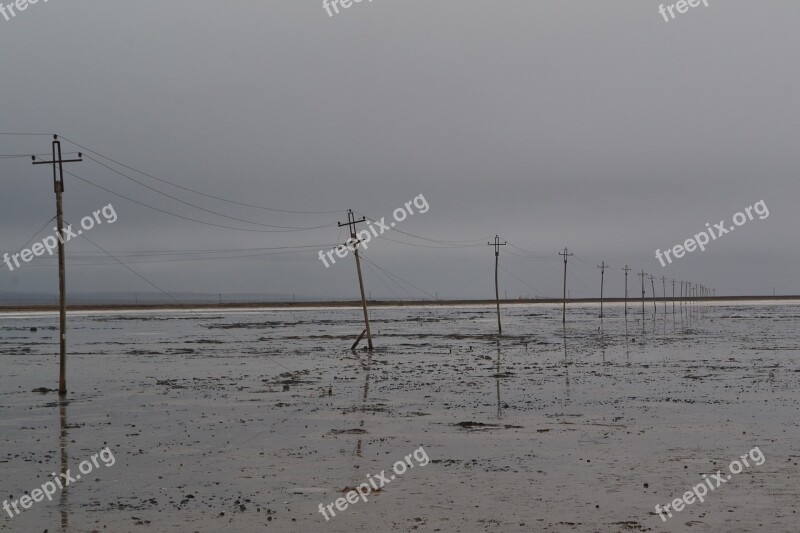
[[64, 170, 331, 233], [498, 265, 543, 297], [358, 254, 437, 300], [6, 216, 56, 254], [0, 132, 54, 136], [507, 243, 556, 258], [73, 228, 294, 372], [378, 234, 483, 249], [82, 155, 335, 231], [12, 247, 337, 266], [58, 136, 341, 215], [352, 210, 484, 247]]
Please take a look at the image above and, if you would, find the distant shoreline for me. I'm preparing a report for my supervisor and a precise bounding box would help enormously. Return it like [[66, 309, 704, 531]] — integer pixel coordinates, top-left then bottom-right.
[[1, 295, 799, 313]]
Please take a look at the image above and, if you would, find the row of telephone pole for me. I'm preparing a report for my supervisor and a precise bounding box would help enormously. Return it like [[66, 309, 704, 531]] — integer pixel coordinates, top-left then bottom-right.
[[24, 141, 718, 395], [479, 242, 714, 335]]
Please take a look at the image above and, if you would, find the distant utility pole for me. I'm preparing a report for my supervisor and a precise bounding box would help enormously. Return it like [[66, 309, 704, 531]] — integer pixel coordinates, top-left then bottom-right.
[[671, 279, 676, 313], [597, 261, 607, 318], [649, 275, 657, 314], [338, 210, 373, 350], [559, 248, 573, 324], [622, 265, 631, 316], [31, 135, 82, 396], [661, 276, 667, 313], [488, 235, 507, 334], [638, 271, 646, 316]]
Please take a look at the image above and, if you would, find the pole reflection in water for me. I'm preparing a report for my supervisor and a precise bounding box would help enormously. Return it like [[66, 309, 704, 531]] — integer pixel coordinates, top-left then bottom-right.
[[624, 315, 630, 365], [599, 318, 606, 382], [59, 400, 69, 531], [495, 341, 501, 420], [651, 312, 657, 339], [354, 349, 372, 458], [672, 302, 676, 333], [562, 326, 571, 403]]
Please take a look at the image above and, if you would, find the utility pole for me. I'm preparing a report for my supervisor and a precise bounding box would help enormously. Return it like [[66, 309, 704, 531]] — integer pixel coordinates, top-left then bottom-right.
[[31, 136, 82, 397], [338, 210, 373, 350], [661, 276, 667, 313], [622, 265, 631, 316], [597, 261, 607, 318], [559, 248, 573, 324], [488, 235, 507, 334], [649, 275, 657, 314], [638, 271, 646, 316], [671, 279, 676, 313]]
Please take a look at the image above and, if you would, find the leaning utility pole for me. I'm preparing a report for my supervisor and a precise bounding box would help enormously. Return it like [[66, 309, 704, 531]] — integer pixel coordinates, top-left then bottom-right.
[[597, 261, 607, 318], [31, 136, 82, 396], [338, 210, 373, 350], [638, 271, 646, 316], [661, 276, 667, 313], [649, 275, 657, 313], [559, 248, 573, 324], [487, 235, 507, 334], [622, 265, 631, 316]]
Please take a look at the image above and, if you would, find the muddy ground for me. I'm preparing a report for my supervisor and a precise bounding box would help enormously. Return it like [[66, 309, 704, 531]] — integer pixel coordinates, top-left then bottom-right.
[[1, 302, 798, 532]]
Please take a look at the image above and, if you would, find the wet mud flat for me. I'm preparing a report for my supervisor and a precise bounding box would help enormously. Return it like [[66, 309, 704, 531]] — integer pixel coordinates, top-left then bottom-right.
[[0, 303, 798, 532]]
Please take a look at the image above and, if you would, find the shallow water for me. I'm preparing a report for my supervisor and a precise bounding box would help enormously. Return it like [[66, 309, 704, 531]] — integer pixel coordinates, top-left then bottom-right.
[[1, 302, 798, 532]]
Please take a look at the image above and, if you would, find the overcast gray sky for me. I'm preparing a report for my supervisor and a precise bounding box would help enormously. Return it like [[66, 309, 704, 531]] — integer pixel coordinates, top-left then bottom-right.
[[0, 0, 797, 301]]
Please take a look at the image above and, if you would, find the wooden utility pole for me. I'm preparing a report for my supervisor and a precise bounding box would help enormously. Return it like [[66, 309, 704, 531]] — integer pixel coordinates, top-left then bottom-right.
[[338, 210, 373, 350], [31, 136, 82, 396], [661, 276, 667, 313], [597, 261, 607, 318], [487, 235, 507, 334], [622, 265, 631, 316], [559, 248, 573, 324], [671, 279, 676, 313], [638, 271, 646, 316], [649, 275, 657, 313]]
